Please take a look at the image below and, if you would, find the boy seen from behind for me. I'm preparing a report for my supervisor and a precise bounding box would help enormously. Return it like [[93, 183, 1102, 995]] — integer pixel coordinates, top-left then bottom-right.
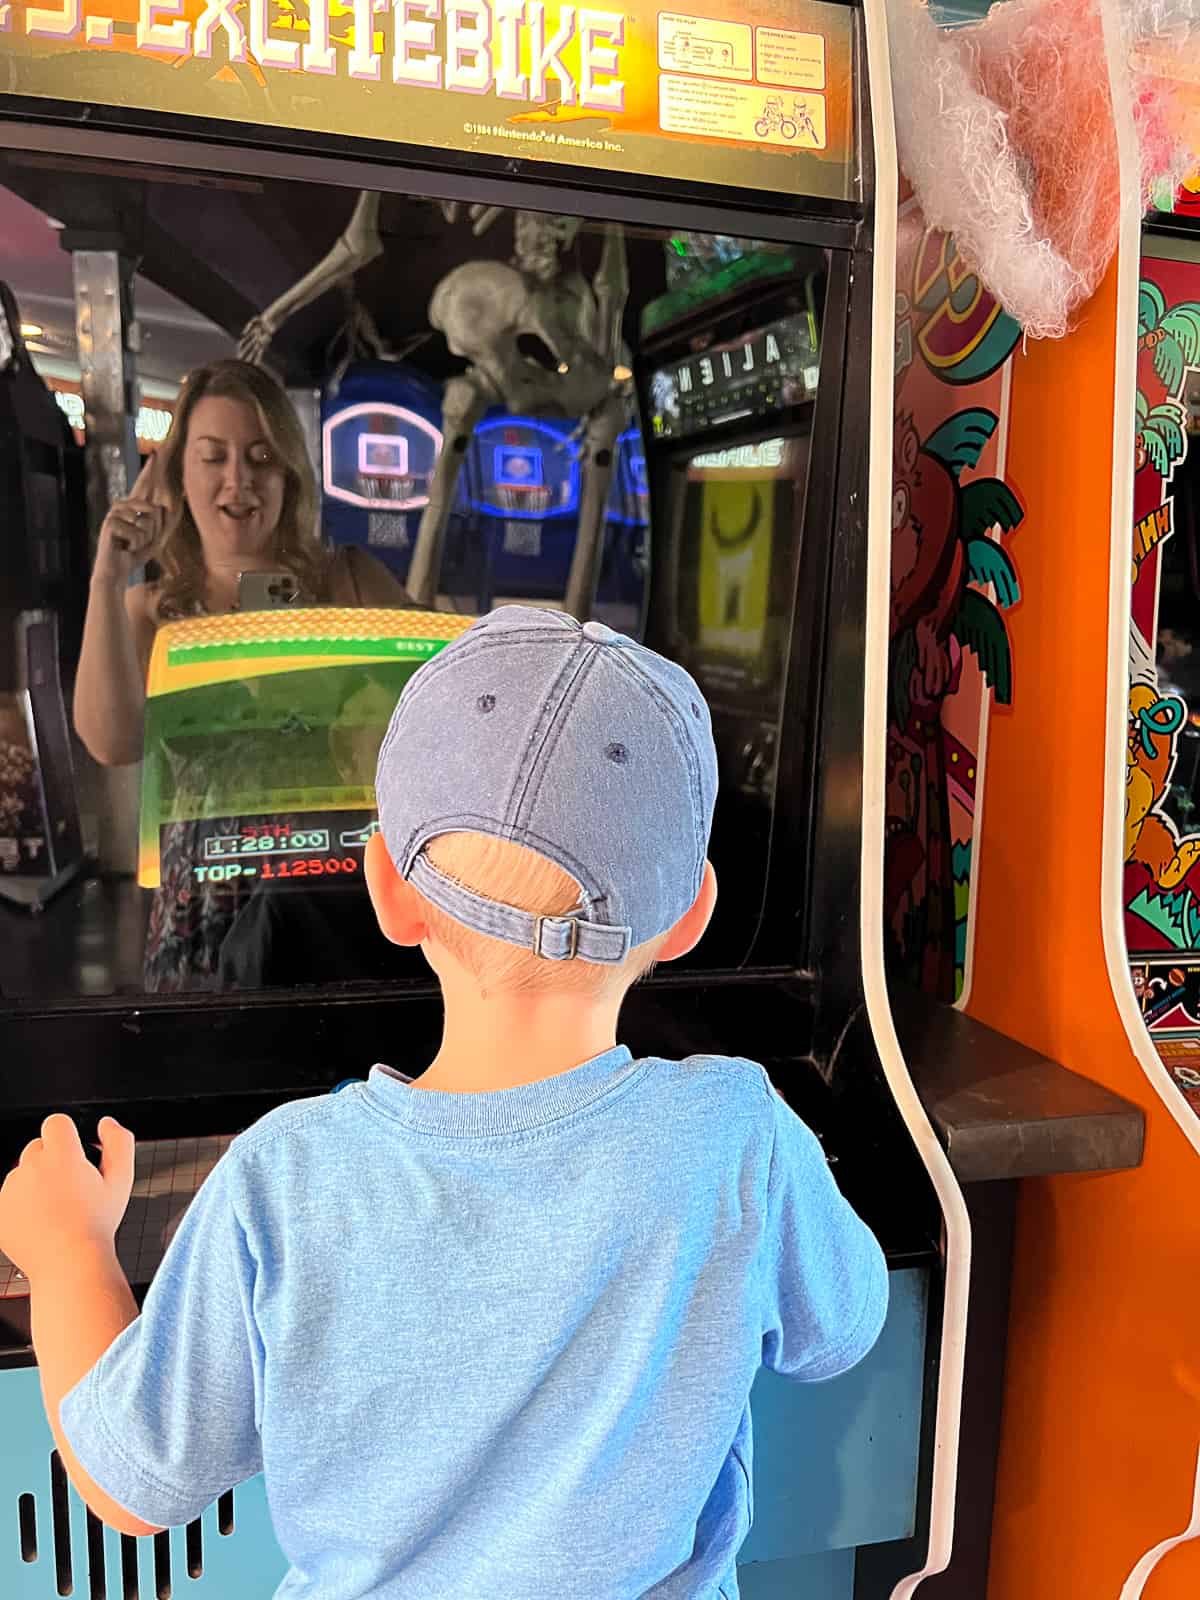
[[0, 605, 888, 1599]]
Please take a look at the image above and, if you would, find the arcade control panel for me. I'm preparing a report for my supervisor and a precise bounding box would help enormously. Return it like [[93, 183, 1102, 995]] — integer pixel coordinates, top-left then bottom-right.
[[0, 1135, 236, 1350]]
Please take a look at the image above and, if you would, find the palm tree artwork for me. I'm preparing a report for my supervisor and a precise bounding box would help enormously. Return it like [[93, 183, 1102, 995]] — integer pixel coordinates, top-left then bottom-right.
[[886, 407, 1025, 1002]]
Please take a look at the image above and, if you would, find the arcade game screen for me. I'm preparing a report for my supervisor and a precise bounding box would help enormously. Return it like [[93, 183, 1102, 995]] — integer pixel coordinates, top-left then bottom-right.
[[675, 433, 810, 700], [0, 155, 827, 1005]]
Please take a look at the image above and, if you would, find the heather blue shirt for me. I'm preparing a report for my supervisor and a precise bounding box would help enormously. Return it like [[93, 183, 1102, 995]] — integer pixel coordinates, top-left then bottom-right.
[[62, 1047, 887, 1598]]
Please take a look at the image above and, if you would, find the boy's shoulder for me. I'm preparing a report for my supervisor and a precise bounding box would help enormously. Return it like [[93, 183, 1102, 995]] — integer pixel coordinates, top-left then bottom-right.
[[217, 1053, 780, 1169], [221, 1086, 360, 1169], [647, 1052, 774, 1098], [632, 1052, 783, 1133]]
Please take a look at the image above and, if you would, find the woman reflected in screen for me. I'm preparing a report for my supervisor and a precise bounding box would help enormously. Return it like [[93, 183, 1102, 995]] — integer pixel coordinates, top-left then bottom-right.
[[75, 358, 410, 764], [73, 358, 417, 992]]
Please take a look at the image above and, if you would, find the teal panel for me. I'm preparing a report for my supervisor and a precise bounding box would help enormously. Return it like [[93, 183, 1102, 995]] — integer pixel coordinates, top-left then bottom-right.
[[739, 1550, 856, 1598], [741, 1265, 928, 1561], [0, 1365, 288, 1599]]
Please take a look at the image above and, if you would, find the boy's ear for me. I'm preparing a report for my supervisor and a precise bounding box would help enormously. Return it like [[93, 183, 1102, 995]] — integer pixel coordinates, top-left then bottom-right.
[[364, 830, 428, 947], [656, 860, 717, 964]]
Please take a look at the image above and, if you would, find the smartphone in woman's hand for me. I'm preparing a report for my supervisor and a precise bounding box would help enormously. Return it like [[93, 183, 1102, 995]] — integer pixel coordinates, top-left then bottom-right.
[[237, 571, 302, 611]]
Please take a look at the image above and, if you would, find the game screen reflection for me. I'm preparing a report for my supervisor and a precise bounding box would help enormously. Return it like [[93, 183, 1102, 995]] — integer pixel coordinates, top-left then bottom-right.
[[0, 162, 821, 1004]]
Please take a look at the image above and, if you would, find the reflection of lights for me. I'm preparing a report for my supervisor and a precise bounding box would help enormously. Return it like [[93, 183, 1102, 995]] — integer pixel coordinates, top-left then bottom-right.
[[19, 322, 42, 338], [54, 391, 85, 428], [46, 217, 64, 230], [693, 438, 786, 471], [139, 406, 173, 442], [52, 389, 173, 441], [613, 364, 632, 381]]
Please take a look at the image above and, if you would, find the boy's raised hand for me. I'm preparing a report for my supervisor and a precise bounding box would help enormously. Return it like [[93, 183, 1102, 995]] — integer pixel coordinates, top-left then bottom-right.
[[0, 1115, 136, 1284]]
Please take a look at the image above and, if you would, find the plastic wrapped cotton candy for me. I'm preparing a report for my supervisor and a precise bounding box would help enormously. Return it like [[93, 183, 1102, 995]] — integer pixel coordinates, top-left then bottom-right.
[[886, 0, 1114, 340]]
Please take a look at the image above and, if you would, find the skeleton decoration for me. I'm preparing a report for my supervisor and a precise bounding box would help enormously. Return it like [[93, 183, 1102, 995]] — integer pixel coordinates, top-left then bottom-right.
[[239, 194, 631, 618]]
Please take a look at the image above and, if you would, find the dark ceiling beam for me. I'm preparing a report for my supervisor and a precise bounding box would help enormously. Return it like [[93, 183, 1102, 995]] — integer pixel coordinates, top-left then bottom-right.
[[0, 159, 312, 381]]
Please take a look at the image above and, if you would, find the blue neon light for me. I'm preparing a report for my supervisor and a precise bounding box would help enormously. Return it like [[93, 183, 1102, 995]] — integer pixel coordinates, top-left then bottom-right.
[[607, 427, 650, 526], [470, 416, 581, 520]]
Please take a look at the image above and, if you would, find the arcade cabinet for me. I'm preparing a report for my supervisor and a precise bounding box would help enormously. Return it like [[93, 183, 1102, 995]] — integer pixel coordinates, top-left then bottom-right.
[[883, 66, 1200, 1600], [0, 282, 86, 910], [0, 0, 1147, 1595], [982, 212, 1200, 1599], [638, 263, 821, 968]]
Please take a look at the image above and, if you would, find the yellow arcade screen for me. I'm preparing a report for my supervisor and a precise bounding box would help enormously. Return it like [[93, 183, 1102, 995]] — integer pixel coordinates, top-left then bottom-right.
[[697, 476, 774, 659]]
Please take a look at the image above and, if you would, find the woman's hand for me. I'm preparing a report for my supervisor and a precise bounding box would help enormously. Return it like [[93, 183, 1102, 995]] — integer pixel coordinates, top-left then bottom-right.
[[92, 456, 165, 588]]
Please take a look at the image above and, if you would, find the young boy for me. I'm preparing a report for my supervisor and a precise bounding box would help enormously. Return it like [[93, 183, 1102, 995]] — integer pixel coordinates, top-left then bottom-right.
[[0, 605, 887, 1598]]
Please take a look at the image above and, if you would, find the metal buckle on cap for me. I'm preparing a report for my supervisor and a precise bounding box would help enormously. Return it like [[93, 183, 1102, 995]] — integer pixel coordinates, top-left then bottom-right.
[[533, 915, 580, 960]]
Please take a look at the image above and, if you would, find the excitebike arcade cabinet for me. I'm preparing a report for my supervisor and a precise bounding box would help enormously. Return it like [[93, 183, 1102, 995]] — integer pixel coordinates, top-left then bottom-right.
[[0, 0, 1143, 1595]]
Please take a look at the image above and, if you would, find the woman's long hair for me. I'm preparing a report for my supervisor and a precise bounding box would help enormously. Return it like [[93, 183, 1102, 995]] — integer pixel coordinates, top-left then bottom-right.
[[150, 359, 330, 620]]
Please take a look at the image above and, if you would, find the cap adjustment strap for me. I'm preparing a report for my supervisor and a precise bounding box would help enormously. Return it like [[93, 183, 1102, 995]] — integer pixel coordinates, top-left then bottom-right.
[[534, 915, 580, 961], [407, 852, 633, 965]]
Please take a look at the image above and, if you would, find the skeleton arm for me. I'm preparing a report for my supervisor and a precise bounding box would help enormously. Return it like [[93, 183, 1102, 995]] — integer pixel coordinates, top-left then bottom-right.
[[239, 191, 385, 363]]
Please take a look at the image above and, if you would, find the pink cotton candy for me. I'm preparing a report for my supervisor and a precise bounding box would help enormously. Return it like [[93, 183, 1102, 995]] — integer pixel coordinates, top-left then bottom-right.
[[887, 0, 1199, 339]]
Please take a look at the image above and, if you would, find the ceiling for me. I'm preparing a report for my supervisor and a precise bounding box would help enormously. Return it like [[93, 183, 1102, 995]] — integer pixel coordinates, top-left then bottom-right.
[[0, 152, 672, 395], [0, 178, 233, 393]]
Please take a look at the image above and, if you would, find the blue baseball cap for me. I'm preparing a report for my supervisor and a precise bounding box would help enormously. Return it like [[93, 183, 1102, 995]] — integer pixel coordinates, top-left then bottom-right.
[[375, 606, 718, 964]]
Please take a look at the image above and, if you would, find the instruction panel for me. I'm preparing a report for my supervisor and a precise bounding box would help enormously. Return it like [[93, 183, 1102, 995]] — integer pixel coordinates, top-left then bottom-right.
[[658, 13, 754, 82], [660, 76, 827, 150], [755, 27, 827, 90], [657, 11, 830, 147]]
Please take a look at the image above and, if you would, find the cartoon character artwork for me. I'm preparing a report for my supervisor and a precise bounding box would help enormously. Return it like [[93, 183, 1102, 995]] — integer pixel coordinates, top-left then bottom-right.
[[1125, 261, 1200, 1002], [1125, 685, 1200, 946], [886, 200, 1023, 1003], [886, 408, 1023, 1000]]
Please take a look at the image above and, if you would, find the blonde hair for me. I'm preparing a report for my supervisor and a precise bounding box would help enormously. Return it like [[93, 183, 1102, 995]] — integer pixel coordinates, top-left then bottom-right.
[[150, 359, 330, 620], [418, 832, 668, 997]]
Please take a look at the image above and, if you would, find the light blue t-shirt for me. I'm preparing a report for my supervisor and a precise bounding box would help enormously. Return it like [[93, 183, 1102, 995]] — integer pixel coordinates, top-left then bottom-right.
[[62, 1047, 888, 1599]]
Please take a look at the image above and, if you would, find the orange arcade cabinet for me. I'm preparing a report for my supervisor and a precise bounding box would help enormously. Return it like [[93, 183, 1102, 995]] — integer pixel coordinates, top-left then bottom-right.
[[883, 15, 1200, 1600]]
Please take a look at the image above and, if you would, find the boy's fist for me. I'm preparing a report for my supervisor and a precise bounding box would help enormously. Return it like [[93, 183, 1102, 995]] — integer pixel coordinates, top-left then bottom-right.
[[0, 1115, 136, 1284]]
